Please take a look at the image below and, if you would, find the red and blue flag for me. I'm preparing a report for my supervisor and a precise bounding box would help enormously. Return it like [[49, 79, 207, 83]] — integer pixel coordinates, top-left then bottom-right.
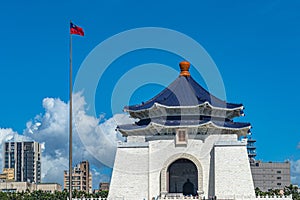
[[70, 22, 84, 36]]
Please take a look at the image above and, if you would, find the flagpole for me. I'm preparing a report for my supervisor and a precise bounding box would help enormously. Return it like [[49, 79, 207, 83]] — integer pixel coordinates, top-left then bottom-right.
[[69, 21, 73, 200]]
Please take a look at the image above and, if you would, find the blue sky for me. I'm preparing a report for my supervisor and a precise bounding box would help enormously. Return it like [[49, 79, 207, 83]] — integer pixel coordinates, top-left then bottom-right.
[[1, 0, 300, 187]]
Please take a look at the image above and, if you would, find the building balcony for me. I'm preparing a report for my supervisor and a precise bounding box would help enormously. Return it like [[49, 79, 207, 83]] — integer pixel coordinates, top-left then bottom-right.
[[248, 153, 257, 157]]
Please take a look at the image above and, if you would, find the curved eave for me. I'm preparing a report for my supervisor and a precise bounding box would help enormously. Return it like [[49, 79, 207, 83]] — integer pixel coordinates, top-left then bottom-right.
[[125, 102, 243, 113], [118, 121, 251, 137], [125, 102, 244, 119]]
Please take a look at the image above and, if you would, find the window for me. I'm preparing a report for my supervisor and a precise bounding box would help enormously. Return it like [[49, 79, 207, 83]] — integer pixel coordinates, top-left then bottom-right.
[[277, 183, 281, 186], [277, 177, 281, 180], [277, 171, 281, 174], [178, 131, 186, 142], [175, 129, 187, 146]]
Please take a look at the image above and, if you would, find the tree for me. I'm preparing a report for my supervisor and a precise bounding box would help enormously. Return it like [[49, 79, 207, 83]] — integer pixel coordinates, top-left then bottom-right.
[[284, 184, 300, 200], [0, 189, 108, 200]]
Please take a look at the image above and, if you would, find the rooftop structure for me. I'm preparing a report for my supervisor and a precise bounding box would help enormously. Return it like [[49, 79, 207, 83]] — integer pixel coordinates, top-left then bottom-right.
[[118, 61, 250, 138], [109, 61, 268, 200]]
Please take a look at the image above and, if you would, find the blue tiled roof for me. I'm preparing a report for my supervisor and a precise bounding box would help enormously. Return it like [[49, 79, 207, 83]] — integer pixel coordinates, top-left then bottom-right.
[[125, 76, 243, 111], [117, 116, 250, 131]]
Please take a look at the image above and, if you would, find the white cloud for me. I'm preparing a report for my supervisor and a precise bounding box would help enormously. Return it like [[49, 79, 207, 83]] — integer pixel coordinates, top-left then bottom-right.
[[297, 142, 300, 149], [21, 92, 133, 188], [24, 96, 69, 158], [0, 128, 30, 143], [41, 153, 68, 185], [290, 159, 300, 186], [0, 128, 30, 170], [0, 92, 134, 189], [0, 128, 17, 143]]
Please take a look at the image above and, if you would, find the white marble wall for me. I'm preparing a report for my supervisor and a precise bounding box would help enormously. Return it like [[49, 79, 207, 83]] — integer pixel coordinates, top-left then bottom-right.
[[109, 134, 255, 200], [108, 146, 149, 200], [214, 141, 256, 199]]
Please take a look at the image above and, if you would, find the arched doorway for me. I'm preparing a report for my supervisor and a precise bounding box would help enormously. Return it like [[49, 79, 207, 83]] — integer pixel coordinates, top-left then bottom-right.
[[167, 158, 198, 195]]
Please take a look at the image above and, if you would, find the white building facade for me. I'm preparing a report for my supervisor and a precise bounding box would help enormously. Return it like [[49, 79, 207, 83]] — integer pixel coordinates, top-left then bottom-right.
[[108, 61, 291, 200]]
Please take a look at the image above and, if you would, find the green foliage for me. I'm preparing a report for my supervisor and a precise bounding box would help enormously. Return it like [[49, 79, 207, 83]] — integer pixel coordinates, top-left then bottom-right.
[[255, 185, 300, 200], [284, 184, 300, 200], [0, 189, 108, 200]]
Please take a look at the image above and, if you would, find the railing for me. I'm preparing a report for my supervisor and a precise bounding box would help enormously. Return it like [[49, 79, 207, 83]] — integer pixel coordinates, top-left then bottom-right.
[[158, 195, 293, 200], [71, 198, 107, 200], [158, 197, 202, 200], [256, 195, 292, 200], [70, 195, 292, 200]]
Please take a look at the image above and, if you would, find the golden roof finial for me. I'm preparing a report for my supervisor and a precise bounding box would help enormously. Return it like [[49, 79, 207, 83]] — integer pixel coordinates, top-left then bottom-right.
[[179, 61, 191, 76]]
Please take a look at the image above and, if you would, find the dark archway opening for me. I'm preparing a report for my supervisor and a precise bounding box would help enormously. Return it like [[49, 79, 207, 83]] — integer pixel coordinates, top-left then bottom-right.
[[167, 158, 198, 196]]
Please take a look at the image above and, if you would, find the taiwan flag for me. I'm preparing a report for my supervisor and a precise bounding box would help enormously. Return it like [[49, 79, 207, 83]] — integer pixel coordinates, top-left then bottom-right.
[[70, 22, 84, 36]]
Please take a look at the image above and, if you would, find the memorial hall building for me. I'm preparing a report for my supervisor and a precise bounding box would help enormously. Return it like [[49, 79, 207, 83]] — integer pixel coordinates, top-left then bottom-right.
[[108, 61, 291, 200]]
